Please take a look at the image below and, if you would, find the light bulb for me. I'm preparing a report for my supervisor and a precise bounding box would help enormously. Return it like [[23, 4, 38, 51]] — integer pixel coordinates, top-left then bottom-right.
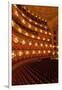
[[53, 52, 55, 55], [22, 19, 25, 24], [37, 36, 40, 40], [43, 38, 45, 41], [49, 32, 51, 35], [13, 37, 19, 43], [43, 50, 46, 54], [18, 51, 23, 56], [35, 42, 38, 46], [22, 40, 26, 45], [45, 44, 48, 47], [14, 10, 18, 17], [28, 24, 31, 28], [29, 19, 32, 22], [32, 50, 36, 54], [31, 35, 35, 38], [50, 44, 52, 47], [40, 24, 42, 27], [12, 51, 16, 58], [36, 15, 37, 18], [29, 42, 32, 46], [47, 39, 50, 41], [25, 32, 29, 36], [35, 27, 37, 31], [48, 50, 51, 53], [35, 22, 37, 25], [39, 17, 41, 19], [38, 50, 41, 54], [25, 51, 29, 55], [18, 28, 22, 33], [45, 31, 47, 34], [44, 26, 47, 29], [40, 43, 43, 47], [22, 13, 25, 17], [40, 30, 42, 33]]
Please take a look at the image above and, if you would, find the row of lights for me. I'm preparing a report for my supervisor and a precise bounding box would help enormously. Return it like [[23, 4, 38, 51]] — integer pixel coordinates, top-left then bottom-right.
[[22, 6, 47, 23], [17, 24, 51, 36], [13, 5, 44, 29], [13, 37, 58, 49], [12, 22, 51, 41], [12, 19, 51, 38], [13, 6, 49, 33], [21, 18, 48, 30], [21, 11, 47, 29], [13, 37, 52, 47], [12, 50, 51, 58]]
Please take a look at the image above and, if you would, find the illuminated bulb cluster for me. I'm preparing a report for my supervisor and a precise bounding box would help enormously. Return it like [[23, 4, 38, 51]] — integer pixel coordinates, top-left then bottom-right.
[[38, 50, 41, 54], [32, 13, 34, 15], [38, 17, 41, 19], [12, 49, 52, 59], [49, 32, 51, 35], [29, 42, 32, 46], [50, 44, 52, 48], [45, 19, 47, 22], [18, 28, 22, 33], [22, 13, 25, 17], [18, 51, 23, 56], [44, 26, 47, 30], [35, 42, 38, 46], [53, 45, 55, 48], [25, 50, 29, 55], [43, 38, 46, 41], [40, 30, 42, 33], [35, 27, 38, 31], [45, 44, 48, 47], [48, 50, 51, 53], [13, 37, 19, 43], [53, 51, 55, 55], [47, 39, 50, 42], [25, 32, 29, 36], [40, 24, 43, 27], [29, 19, 32, 22], [28, 24, 31, 28], [37, 36, 40, 40], [45, 31, 47, 34], [22, 19, 25, 24], [31, 35, 35, 38], [12, 51, 16, 59], [35, 22, 37, 25], [35, 15, 37, 18], [42, 18, 44, 21], [43, 50, 46, 54], [14, 10, 18, 17], [32, 50, 36, 54], [22, 40, 26, 45], [40, 43, 43, 47]]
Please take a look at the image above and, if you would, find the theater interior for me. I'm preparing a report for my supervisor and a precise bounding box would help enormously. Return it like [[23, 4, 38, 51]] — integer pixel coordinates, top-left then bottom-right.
[[12, 4, 58, 85]]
